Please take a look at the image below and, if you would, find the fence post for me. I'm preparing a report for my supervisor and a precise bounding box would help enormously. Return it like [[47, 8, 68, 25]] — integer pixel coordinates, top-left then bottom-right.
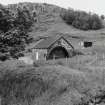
[[0, 97, 1, 105], [96, 52, 97, 61], [66, 57, 68, 64], [103, 53, 105, 59]]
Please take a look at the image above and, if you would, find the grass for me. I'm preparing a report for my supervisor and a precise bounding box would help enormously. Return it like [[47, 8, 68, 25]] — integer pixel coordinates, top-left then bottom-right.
[[1, 54, 105, 105], [0, 65, 85, 105]]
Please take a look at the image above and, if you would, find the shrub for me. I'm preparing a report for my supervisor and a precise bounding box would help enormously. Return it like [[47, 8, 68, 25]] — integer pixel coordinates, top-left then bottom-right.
[[68, 50, 83, 57], [0, 52, 10, 61], [33, 62, 40, 67]]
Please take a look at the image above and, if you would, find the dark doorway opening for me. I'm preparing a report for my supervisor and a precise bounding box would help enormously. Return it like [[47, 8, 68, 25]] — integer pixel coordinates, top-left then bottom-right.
[[47, 46, 69, 60]]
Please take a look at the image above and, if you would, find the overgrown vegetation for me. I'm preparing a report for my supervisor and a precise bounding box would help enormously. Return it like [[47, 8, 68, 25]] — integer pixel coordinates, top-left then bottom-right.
[[0, 4, 34, 60], [1, 56, 105, 105], [60, 9, 103, 30]]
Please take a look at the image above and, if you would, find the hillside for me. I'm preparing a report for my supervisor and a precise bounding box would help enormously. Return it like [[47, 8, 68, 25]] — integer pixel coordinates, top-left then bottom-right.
[[27, 3, 105, 58], [0, 2, 104, 57], [1, 2, 105, 105], [15, 2, 105, 57], [7, 2, 105, 38], [12, 2, 105, 52]]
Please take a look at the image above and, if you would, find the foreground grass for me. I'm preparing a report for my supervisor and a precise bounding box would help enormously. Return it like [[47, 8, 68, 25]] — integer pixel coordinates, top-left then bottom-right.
[[0, 55, 105, 105]]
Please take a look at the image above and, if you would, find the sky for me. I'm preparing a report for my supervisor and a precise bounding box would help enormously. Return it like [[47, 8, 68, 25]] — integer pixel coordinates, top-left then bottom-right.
[[0, 0, 105, 15]]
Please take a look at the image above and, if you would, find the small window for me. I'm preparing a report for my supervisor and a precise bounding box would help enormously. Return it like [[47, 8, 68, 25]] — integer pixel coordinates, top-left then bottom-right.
[[84, 42, 92, 47]]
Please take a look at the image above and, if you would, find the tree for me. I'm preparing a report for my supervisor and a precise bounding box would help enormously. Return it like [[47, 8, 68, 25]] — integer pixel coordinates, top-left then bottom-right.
[[60, 9, 103, 30], [0, 28, 26, 59], [0, 5, 34, 61], [101, 15, 105, 20], [0, 6, 14, 32], [91, 14, 103, 29], [14, 6, 34, 31]]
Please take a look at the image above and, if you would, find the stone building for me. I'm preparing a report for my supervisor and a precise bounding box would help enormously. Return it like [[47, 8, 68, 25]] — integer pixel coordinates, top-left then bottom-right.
[[32, 35, 74, 60]]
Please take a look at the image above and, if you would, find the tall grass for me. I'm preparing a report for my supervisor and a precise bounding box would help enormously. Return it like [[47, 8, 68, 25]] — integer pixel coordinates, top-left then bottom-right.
[[0, 55, 105, 105]]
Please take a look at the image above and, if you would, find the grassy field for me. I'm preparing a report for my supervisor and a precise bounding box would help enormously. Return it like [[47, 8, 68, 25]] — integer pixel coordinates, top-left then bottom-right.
[[1, 54, 105, 105]]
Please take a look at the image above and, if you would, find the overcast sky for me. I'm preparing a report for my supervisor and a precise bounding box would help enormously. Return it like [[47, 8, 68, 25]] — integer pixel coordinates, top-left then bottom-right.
[[0, 0, 105, 15]]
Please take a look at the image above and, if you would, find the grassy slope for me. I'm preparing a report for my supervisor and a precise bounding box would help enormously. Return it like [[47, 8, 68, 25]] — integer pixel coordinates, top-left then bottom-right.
[[29, 5, 105, 38], [7, 2, 105, 44]]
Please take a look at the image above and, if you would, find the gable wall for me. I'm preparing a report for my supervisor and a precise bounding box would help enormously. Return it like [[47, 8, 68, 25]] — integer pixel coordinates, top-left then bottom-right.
[[60, 38, 73, 49], [48, 37, 73, 52]]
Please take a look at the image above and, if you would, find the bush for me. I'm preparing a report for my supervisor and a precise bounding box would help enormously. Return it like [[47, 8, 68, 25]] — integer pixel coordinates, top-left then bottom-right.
[[0, 53, 10, 61], [68, 50, 83, 57]]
